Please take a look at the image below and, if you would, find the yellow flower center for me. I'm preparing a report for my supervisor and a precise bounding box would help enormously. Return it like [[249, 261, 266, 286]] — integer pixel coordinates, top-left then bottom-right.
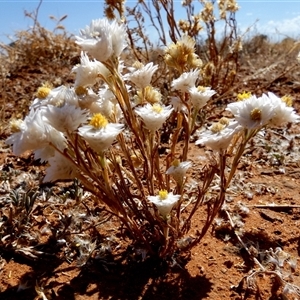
[[219, 117, 229, 126], [172, 159, 180, 167], [75, 86, 88, 96], [281, 95, 293, 107], [158, 190, 168, 200], [132, 61, 144, 69], [197, 86, 207, 92], [36, 86, 51, 99], [89, 113, 108, 129], [152, 103, 163, 113], [210, 122, 225, 133], [237, 91, 251, 101], [250, 108, 262, 121]]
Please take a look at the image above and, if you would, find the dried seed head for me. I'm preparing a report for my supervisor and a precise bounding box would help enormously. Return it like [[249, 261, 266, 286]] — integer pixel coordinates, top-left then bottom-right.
[[104, 0, 125, 20], [136, 86, 162, 105], [226, 0, 239, 12], [164, 35, 202, 71], [105, 6, 115, 20], [218, 0, 239, 17], [229, 39, 243, 53], [188, 53, 203, 69], [178, 19, 190, 33], [201, 2, 214, 23], [202, 61, 215, 78]]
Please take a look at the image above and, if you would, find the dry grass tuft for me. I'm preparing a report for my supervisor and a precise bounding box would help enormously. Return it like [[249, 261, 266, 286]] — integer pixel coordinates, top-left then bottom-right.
[[238, 34, 300, 96]]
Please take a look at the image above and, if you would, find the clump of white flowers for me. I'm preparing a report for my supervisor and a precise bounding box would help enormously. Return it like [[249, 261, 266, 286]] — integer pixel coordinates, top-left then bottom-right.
[[226, 92, 299, 130], [197, 91, 299, 153], [6, 17, 300, 260]]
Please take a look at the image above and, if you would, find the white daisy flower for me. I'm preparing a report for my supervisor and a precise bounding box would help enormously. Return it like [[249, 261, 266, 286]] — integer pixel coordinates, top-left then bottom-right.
[[31, 86, 79, 109], [75, 18, 127, 62], [226, 94, 276, 130], [166, 160, 192, 183], [43, 151, 78, 182], [43, 104, 89, 133], [267, 92, 299, 126], [171, 69, 200, 93], [135, 103, 173, 132], [6, 108, 66, 156], [196, 120, 242, 152], [148, 190, 181, 217], [78, 113, 123, 153], [189, 86, 216, 109], [72, 52, 108, 88], [124, 62, 158, 89]]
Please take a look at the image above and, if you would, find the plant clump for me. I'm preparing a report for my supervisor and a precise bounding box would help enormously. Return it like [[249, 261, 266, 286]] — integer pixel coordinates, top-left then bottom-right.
[[5, 11, 299, 266]]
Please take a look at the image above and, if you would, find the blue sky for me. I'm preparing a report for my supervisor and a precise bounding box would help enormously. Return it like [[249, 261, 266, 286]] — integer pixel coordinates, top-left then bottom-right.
[[0, 1, 300, 44]]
